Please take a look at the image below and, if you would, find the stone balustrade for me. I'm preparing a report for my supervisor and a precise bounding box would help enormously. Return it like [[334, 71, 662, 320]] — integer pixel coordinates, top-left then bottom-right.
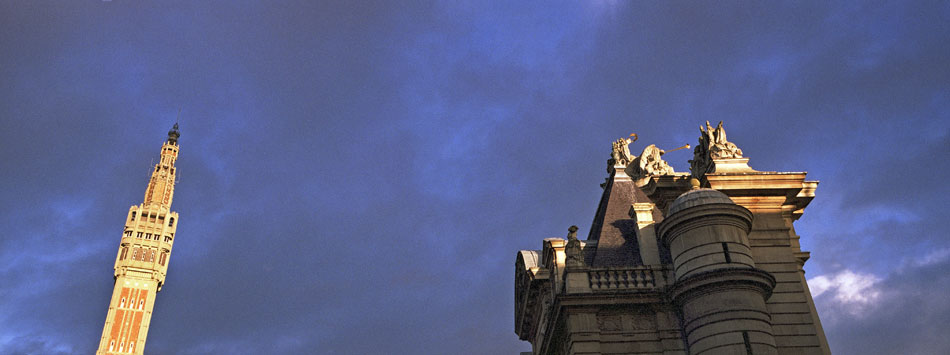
[[588, 267, 656, 291]]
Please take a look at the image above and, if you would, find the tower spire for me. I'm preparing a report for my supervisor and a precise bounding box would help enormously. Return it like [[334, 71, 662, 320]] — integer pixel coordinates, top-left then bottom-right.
[[97, 124, 183, 354]]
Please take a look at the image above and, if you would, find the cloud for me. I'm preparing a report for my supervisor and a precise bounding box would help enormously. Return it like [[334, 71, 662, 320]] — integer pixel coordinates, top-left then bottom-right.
[[0, 1, 948, 354], [809, 270, 882, 319], [912, 247, 950, 268], [815, 252, 950, 355], [0, 335, 75, 355]]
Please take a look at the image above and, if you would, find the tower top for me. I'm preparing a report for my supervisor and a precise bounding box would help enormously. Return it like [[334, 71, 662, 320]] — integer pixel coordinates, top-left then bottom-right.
[[167, 123, 180, 145]]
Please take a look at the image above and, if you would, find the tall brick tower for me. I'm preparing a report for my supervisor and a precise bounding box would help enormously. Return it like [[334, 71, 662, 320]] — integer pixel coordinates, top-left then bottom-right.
[[97, 124, 182, 354]]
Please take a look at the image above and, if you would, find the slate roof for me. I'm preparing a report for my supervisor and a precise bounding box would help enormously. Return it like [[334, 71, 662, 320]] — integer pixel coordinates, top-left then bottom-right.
[[585, 170, 663, 267]]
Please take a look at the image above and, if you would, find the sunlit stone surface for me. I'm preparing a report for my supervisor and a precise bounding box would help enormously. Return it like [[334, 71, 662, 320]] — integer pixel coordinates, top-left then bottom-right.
[[96, 124, 184, 355]]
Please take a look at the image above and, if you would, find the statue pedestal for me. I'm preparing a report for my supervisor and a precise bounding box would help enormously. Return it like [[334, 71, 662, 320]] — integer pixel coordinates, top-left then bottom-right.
[[711, 157, 755, 173]]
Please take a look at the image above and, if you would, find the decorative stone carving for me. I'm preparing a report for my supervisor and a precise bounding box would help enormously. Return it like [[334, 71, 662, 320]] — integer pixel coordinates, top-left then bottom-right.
[[610, 136, 636, 167], [628, 314, 657, 331], [597, 315, 623, 331], [628, 144, 675, 180], [564, 225, 585, 268], [690, 121, 745, 179]]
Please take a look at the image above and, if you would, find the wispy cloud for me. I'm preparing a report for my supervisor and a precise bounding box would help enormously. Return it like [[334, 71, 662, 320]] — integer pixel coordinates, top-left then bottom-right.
[[809, 270, 882, 319]]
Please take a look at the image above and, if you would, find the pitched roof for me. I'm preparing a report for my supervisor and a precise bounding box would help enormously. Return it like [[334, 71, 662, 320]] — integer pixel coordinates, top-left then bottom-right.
[[585, 169, 658, 266]]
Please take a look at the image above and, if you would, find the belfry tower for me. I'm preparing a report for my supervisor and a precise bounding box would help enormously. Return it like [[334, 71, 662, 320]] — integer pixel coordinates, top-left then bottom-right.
[[97, 124, 182, 355]]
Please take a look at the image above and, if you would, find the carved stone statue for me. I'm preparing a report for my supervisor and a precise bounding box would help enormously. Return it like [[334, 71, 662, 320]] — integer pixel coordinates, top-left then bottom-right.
[[629, 144, 675, 180], [690, 121, 744, 179], [611, 137, 635, 167], [707, 121, 743, 159], [564, 225, 585, 268], [611, 133, 678, 180]]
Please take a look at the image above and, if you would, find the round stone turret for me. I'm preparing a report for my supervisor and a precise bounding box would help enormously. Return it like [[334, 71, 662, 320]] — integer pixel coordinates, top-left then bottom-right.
[[658, 188, 778, 355], [662, 188, 757, 278]]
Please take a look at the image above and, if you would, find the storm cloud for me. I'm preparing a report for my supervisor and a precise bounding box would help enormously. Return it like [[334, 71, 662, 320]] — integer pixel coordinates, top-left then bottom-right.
[[1, 1, 948, 354]]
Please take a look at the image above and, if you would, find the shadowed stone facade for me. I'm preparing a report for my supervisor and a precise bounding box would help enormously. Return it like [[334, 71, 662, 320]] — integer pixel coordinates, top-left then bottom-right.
[[515, 123, 830, 355]]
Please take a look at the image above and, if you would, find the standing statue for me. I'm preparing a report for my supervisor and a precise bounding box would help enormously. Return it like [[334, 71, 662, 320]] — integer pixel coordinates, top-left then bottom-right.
[[564, 226, 585, 268]]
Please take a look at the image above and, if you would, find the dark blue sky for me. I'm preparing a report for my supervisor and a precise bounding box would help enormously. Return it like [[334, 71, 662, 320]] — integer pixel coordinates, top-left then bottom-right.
[[1, 1, 948, 354]]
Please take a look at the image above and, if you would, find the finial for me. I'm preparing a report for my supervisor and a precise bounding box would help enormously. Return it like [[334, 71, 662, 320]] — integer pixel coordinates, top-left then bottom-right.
[[567, 225, 579, 240], [167, 118, 181, 144], [689, 178, 701, 190]]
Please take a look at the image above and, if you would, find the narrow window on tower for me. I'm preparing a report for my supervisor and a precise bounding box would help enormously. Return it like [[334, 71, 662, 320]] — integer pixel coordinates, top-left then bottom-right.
[[130, 341, 135, 352], [119, 342, 124, 352], [145, 233, 151, 240], [130, 211, 136, 221], [132, 249, 139, 260], [109, 340, 115, 351], [137, 232, 143, 238], [120, 247, 128, 260], [169, 217, 175, 227], [139, 299, 145, 309], [722, 242, 732, 263], [120, 298, 125, 308], [160, 252, 166, 266], [742, 331, 753, 355]]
